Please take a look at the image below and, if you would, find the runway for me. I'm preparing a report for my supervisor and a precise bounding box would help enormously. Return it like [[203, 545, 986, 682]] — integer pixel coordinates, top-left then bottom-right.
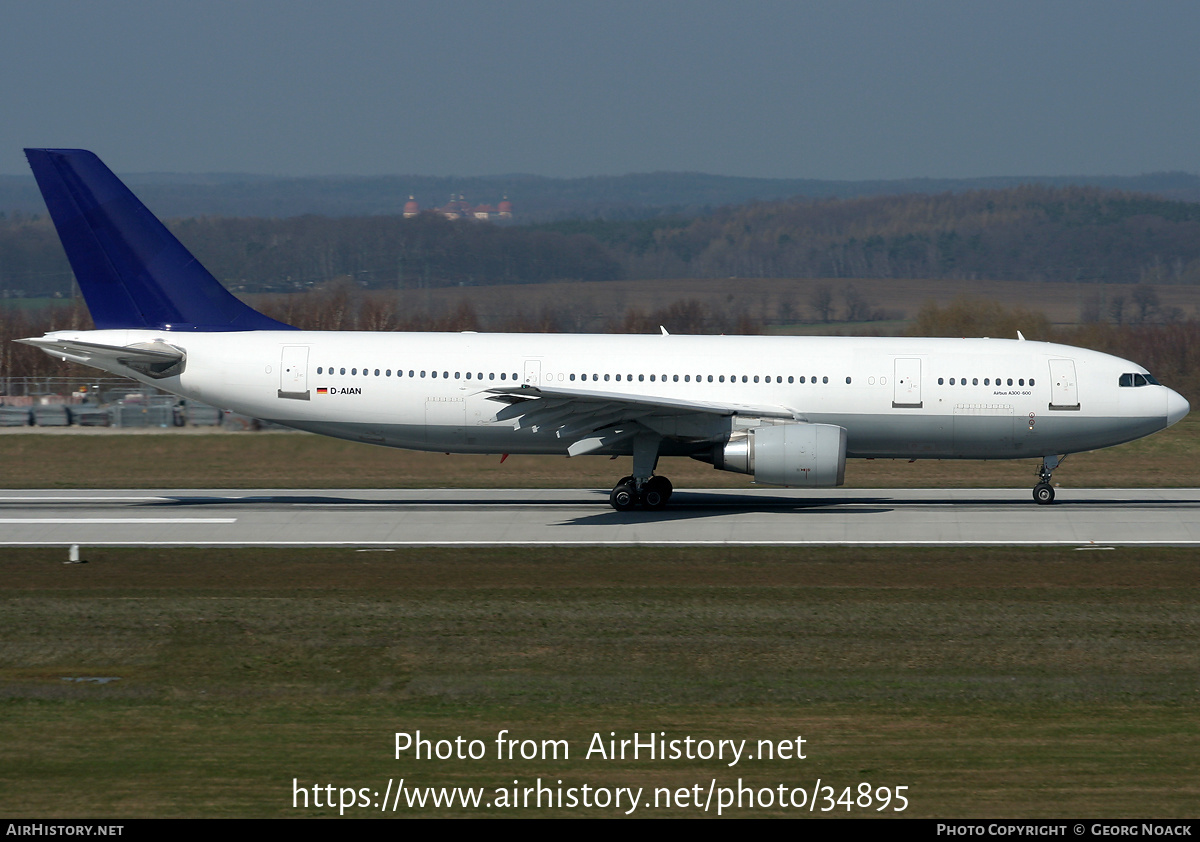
[[1, 487, 1199, 546]]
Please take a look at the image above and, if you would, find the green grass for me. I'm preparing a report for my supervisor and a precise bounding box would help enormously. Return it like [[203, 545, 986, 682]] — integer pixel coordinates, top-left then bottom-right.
[[1, 547, 1197, 817]]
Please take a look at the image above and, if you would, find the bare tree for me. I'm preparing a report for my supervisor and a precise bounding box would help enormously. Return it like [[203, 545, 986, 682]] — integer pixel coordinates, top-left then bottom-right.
[[809, 283, 834, 323], [1109, 294, 1127, 325], [842, 284, 871, 322], [1131, 285, 1160, 324]]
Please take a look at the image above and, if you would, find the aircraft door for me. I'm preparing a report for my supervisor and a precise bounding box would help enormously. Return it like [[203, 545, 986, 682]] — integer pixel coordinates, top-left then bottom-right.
[[892, 358, 922, 408], [278, 346, 310, 400], [523, 359, 542, 387], [1048, 359, 1080, 410]]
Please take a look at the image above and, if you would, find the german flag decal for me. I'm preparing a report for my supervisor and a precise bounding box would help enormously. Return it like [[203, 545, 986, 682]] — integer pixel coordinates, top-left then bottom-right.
[[317, 387, 328, 394]]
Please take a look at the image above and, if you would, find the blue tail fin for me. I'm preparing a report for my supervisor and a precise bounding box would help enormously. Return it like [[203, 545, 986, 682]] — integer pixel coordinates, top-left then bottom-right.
[[24, 148, 293, 331]]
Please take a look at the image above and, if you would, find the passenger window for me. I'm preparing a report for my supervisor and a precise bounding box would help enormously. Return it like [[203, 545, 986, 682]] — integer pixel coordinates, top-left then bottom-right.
[[489, 373, 494, 380], [845, 377, 851, 384], [432, 371, 438, 378], [719, 375, 725, 383], [455, 372, 460, 379], [950, 378, 955, 385], [639, 374, 644, 382], [1029, 378, 1035, 386], [604, 374, 610, 381], [742, 376, 748, 383], [500, 373, 506, 380], [822, 376, 828, 384], [570, 374, 576, 381], [939, 378, 944, 385], [708, 375, 713, 382], [684, 375, 690, 382], [972, 378, 978, 385], [650, 374, 656, 382], [615, 374, 621, 381], [984, 378, 989, 385], [753, 376, 759, 383], [799, 376, 806, 384], [1019, 379, 1024, 386], [788, 376, 794, 384], [673, 375, 679, 382], [1007, 378, 1013, 386], [317, 367, 323, 374]]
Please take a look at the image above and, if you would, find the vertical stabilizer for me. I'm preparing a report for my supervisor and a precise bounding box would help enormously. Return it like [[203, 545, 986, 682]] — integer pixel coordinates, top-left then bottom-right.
[[24, 148, 292, 331]]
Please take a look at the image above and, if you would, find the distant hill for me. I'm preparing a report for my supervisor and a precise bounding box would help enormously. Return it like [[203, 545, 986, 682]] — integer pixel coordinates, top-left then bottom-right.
[[6, 181, 1200, 298], [3, 170, 1200, 221]]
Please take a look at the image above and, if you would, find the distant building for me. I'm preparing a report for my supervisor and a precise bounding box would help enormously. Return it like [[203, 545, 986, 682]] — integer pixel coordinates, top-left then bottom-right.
[[402, 194, 513, 220]]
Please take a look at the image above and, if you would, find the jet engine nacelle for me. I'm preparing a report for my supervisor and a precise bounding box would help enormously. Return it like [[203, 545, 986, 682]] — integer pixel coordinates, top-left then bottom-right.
[[708, 423, 847, 487]]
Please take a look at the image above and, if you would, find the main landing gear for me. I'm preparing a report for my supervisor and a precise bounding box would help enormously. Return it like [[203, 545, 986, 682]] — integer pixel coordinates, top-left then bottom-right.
[[609, 432, 672, 511], [1033, 454, 1065, 505], [610, 475, 674, 511]]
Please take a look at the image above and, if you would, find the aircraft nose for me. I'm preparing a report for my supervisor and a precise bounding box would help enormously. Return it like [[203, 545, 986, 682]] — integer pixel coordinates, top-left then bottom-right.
[[1166, 388, 1190, 427]]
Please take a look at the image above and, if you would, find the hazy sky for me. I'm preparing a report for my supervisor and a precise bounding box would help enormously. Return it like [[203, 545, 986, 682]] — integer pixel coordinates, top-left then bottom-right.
[[3, 1, 1199, 179]]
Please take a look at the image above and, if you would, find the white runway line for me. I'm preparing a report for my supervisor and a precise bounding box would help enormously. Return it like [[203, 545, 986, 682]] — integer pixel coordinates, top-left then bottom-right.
[[0, 518, 237, 524]]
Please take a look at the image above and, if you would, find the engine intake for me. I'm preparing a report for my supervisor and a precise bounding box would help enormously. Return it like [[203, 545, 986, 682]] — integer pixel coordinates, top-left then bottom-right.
[[700, 423, 847, 487]]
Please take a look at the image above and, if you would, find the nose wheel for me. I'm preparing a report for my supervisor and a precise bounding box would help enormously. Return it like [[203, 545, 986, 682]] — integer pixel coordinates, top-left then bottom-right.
[[1032, 455, 1065, 505], [1033, 482, 1055, 505]]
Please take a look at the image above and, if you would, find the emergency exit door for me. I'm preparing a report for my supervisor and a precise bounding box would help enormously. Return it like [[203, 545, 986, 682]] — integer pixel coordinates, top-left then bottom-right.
[[1048, 359, 1079, 410], [892, 358, 922, 408], [278, 346, 310, 400]]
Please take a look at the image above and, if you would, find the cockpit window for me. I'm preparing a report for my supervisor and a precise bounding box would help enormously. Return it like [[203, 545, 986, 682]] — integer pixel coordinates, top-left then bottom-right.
[[1120, 372, 1161, 387]]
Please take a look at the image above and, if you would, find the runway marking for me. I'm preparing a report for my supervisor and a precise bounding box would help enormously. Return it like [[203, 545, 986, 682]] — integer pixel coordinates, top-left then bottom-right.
[[0, 497, 176, 503], [0, 518, 237, 524]]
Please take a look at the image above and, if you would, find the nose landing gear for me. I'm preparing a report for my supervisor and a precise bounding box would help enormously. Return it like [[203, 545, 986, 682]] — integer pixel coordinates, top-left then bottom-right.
[[1033, 454, 1065, 505]]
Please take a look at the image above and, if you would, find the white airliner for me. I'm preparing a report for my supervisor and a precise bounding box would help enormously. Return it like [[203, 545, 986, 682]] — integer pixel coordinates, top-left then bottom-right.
[[17, 149, 1190, 509]]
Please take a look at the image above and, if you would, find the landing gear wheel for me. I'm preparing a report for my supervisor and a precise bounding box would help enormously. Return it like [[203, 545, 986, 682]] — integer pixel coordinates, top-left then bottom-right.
[[610, 482, 639, 511], [1033, 482, 1055, 505], [640, 476, 673, 509]]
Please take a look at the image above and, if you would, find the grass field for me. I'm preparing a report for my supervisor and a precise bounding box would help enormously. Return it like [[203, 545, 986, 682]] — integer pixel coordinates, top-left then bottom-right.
[[1, 546, 1197, 817], [2, 413, 1198, 489], [2, 412, 1197, 817]]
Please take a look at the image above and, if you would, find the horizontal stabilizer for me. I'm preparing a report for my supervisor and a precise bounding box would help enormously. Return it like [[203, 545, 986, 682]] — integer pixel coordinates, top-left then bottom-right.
[[17, 336, 186, 379]]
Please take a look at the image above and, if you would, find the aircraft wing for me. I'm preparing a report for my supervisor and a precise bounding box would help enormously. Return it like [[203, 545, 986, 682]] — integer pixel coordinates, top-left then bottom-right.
[[17, 336, 186, 378], [486, 384, 797, 456]]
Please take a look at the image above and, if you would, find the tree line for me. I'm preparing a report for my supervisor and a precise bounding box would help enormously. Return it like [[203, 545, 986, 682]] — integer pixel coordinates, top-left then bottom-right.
[[6, 185, 1200, 298], [4, 294, 1200, 405]]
